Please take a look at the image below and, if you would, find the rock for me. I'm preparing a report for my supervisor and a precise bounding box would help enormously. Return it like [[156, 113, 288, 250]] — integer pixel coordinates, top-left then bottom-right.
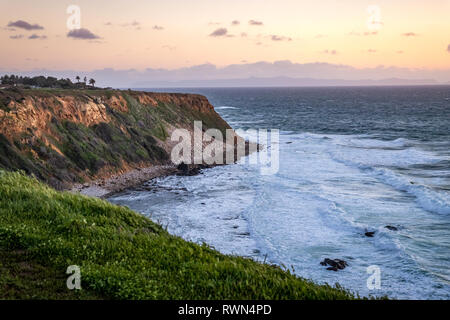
[[365, 231, 375, 237], [177, 162, 189, 175], [177, 162, 204, 176], [189, 167, 200, 175], [385, 225, 398, 231], [320, 258, 348, 271], [327, 267, 338, 272]]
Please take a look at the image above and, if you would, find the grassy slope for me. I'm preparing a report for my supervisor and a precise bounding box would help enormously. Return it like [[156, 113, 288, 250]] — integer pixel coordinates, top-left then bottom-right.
[[0, 171, 356, 300]]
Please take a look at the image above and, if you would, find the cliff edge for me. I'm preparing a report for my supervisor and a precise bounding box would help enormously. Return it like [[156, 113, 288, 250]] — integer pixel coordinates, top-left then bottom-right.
[[0, 88, 231, 190]]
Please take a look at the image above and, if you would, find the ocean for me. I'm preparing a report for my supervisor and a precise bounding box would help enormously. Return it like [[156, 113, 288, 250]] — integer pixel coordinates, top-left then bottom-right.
[[108, 86, 450, 299]]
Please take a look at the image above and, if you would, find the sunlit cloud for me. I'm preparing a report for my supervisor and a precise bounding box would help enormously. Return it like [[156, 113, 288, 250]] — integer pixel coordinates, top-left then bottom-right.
[[67, 28, 100, 40], [209, 28, 228, 37], [322, 49, 338, 55], [249, 20, 263, 26], [162, 45, 176, 51], [348, 31, 378, 36], [7, 20, 44, 30], [9, 34, 24, 39], [153, 25, 164, 31], [231, 20, 240, 26], [402, 32, 418, 37], [28, 34, 47, 40], [271, 35, 292, 42]]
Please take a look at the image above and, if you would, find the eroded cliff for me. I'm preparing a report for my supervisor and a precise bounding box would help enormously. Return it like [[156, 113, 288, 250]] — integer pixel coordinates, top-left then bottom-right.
[[0, 88, 231, 189]]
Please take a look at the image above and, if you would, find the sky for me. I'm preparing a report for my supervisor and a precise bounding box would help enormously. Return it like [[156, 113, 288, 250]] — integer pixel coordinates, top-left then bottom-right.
[[1, 0, 450, 85]]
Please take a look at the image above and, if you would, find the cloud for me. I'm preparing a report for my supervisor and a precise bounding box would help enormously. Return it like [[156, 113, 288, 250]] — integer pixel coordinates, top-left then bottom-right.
[[348, 31, 378, 36], [402, 32, 418, 37], [67, 28, 100, 40], [7, 20, 44, 30], [315, 34, 327, 39], [271, 35, 292, 42], [162, 45, 176, 51], [153, 25, 164, 30], [7, 61, 450, 87], [231, 20, 240, 26], [208, 22, 221, 26], [322, 49, 338, 55], [367, 49, 377, 53], [119, 21, 140, 27], [28, 34, 47, 40], [9, 34, 24, 39], [209, 28, 228, 37], [447, 44, 450, 53], [249, 20, 263, 26], [240, 32, 247, 37], [397, 50, 404, 54]]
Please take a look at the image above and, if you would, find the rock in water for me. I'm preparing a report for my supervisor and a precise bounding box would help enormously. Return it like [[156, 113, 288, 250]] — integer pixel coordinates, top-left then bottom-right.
[[385, 225, 398, 231], [177, 162, 189, 175], [320, 258, 348, 271], [365, 231, 375, 237], [327, 267, 338, 272]]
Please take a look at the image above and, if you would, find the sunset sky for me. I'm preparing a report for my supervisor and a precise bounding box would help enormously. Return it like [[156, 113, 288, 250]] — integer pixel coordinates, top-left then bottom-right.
[[1, 0, 449, 85]]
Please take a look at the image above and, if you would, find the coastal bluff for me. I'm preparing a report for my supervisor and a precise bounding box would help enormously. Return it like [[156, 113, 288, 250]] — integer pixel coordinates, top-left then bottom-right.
[[0, 88, 231, 190]]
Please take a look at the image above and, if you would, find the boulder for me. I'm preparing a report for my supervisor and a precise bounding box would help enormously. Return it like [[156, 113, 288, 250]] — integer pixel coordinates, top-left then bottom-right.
[[365, 231, 375, 237], [177, 162, 189, 174], [385, 225, 398, 231], [320, 258, 348, 271]]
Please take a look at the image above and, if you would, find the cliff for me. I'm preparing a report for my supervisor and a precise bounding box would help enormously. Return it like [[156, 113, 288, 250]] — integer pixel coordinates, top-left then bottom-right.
[[0, 88, 231, 190]]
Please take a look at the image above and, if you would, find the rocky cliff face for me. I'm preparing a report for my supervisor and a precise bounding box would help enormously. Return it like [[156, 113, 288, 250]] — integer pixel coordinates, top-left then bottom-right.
[[0, 88, 231, 189]]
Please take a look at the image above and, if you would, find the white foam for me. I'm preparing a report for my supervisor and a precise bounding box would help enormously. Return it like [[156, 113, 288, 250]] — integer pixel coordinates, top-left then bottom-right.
[[371, 168, 450, 215], [215, 106, 238, 110]]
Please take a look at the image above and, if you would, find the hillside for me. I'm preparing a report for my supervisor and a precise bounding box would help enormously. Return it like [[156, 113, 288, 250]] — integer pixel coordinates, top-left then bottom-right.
[[0, 88, 230, 190], [0, 170, 356, 299]]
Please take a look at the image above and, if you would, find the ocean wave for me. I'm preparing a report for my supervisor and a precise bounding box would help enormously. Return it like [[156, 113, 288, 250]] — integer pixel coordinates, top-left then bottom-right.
[[371, 168, 450, 215], [215, 106, 238, 110], [327, 150, 450, 215]]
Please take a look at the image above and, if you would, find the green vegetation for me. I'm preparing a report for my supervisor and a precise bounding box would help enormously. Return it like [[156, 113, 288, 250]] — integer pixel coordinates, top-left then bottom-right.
[[1, 74, 98, 90], [0, 88, 229, 189], [0, 171, 357, 300]]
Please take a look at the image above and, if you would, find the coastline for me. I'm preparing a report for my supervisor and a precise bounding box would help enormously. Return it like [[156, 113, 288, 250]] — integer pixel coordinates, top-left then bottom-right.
[[71, 140, 260, 199], [70, 164, 178, 198]]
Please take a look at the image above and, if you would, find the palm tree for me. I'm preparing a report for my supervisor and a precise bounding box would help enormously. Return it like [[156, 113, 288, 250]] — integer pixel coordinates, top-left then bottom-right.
[[89, 78, 96, 87], [83, 76, 87, 84], [75, 76, 80, 83]]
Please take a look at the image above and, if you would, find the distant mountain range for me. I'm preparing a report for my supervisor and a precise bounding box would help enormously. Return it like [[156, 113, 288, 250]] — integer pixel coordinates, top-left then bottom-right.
[[133, 76, 441, 88], [3, 60, 450, 88]]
